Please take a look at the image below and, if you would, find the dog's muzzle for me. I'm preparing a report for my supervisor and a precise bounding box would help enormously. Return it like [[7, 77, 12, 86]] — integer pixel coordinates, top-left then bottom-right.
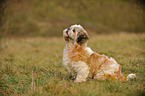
[[64, 28, 70, 41]]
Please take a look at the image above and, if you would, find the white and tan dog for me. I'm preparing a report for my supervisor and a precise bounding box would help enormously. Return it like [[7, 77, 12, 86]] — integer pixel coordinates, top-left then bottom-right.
[[63, 24, 135, 82]]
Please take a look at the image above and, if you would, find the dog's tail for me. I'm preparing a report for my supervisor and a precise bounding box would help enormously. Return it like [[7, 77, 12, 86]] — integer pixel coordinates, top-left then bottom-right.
[[118, 66, 136, 81], [118, 73, 136, 81], [127, 73, 136, 81]]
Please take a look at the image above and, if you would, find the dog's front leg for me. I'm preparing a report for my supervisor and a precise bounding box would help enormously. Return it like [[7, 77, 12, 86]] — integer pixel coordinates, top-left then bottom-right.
[[74, 61, 89, 82]]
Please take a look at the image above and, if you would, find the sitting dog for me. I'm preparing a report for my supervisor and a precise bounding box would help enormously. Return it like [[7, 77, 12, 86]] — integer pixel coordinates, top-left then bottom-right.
[[63, 24, 135, 82]]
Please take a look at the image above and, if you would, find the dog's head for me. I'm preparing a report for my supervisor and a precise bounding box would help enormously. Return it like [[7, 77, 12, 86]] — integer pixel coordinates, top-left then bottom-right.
[[63, 24, 89, 45]]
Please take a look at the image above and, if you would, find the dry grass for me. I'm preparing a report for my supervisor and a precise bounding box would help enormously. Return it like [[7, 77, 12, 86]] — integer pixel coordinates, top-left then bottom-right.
[[0, 33, 145, 96]]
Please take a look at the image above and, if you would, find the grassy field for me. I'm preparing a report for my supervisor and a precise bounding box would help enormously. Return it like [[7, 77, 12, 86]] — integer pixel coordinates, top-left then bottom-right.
[[0, 0, 144, 95], [0, 33, 145, 96]]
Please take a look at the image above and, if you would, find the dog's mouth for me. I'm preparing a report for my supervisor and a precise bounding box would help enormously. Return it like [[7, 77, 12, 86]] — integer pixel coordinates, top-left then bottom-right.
[[65, 35, 70, 41]]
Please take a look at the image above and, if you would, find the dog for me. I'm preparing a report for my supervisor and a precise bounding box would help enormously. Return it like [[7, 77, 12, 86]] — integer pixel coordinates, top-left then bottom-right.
[[63, 24, 136, 82]]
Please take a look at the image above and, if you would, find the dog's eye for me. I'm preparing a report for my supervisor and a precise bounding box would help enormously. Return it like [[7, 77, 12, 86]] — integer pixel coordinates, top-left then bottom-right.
[[73, 29, 75, 33]]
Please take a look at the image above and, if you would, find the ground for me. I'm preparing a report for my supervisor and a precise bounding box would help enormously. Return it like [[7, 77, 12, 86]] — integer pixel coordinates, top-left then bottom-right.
[[0, 33, 145, 96]]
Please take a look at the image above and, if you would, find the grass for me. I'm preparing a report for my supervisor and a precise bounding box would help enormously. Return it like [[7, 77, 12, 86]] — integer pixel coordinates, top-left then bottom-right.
[[0, 0, 144, 95], [0, 33, 145, 96]]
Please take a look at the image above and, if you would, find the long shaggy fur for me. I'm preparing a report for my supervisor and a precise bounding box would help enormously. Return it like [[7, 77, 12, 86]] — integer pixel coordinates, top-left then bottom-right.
[[63, 24, 134, 82]]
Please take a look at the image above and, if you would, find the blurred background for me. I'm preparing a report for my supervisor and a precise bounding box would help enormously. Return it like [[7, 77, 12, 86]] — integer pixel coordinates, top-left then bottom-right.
[[0, 0, 145, 38]]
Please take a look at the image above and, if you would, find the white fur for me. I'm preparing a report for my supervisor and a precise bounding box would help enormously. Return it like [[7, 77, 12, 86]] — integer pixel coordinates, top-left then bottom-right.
[[95, 63, 120, 80], [110, 57, 118, 64], [127, 73, 136, 81], [70, 24, 84, 29], [84, 47, 94, 55], [63, 44, 90, 82], [73, 61, 90, 82]]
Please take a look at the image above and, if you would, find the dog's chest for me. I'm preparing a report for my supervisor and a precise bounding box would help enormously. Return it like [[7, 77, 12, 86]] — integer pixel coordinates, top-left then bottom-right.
[[63, 48, 72, 66], [63, 46, 93, 66]]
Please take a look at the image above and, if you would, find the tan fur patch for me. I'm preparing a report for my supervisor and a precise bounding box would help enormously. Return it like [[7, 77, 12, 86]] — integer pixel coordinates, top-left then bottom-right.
[[87, 53, 109, 77], [87, 53, 126, 80], [68, 44, 90, 62], [67, 44, 126, 81]]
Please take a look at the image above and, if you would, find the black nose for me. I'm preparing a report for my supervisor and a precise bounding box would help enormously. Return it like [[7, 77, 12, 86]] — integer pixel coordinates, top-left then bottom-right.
[[66, 28, 70, 35]]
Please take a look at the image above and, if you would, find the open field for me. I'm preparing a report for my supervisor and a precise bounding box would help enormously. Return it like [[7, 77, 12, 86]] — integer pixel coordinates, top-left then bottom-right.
[[0, 33, 145, 96], [0, 0, 144, 95]]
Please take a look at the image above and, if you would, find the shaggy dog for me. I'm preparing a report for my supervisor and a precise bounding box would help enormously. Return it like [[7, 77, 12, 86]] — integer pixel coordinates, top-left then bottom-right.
[[63, 24, 135, 82]]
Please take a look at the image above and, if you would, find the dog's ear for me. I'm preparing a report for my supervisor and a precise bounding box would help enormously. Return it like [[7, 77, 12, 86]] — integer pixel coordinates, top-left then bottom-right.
[[77, 32, 89, 44]]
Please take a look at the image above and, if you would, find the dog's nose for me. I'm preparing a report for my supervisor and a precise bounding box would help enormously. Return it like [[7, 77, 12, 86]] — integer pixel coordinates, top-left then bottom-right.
[[66, 28, 70, 35]]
